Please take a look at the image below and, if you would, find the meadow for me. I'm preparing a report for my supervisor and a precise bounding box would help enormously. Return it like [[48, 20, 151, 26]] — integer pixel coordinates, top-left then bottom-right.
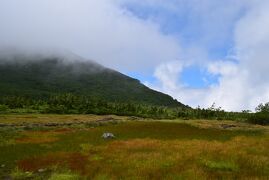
[[0, 114, 268, 179]]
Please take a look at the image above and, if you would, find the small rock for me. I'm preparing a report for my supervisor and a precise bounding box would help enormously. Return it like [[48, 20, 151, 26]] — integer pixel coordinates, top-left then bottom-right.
[[38, 168, 45, 173], [102, 132, 115, 139], [1, 164, 5, 168]]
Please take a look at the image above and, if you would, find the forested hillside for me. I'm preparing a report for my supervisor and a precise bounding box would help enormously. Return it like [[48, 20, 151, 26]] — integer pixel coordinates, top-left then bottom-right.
[[0, 55, 184, 107]]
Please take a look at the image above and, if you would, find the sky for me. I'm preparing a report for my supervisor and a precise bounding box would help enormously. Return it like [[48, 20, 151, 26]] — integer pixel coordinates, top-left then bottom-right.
[[0, 0, 269, 111]]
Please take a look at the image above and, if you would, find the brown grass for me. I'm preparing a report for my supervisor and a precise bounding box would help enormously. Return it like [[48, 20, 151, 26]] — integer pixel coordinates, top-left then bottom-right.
[[18, 152, 88, 174], [15, 129, 72, 144]]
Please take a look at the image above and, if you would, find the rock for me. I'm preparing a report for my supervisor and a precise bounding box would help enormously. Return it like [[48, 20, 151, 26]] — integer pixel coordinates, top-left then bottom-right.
[[38, 168, 45, 173], [220, 124, 236, 129], [1, 164, 5, 168], [102, 132, 115, 139]]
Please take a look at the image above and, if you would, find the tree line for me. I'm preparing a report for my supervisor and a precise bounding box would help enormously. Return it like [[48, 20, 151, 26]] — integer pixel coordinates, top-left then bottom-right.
[[0, 94, 268, 125]]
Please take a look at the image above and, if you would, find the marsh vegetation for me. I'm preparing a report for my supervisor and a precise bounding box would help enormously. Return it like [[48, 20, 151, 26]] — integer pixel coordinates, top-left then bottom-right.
[[0, 114, 268, 179]]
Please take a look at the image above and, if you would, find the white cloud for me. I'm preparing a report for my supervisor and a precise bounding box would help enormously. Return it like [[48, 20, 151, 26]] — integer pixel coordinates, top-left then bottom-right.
[[147, 0, 269, 111], [0, 0, 181, 72], [118, 0, 246, 51], [207, 61, 238, 76], [153, 61, 183, 91], [1, 0, 269, 111]]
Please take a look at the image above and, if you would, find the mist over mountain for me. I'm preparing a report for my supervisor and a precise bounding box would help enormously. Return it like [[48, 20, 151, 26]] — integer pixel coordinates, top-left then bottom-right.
[[0, 50, 185, 107]]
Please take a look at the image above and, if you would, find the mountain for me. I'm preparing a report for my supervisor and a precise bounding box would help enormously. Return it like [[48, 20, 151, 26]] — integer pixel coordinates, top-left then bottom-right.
[[0, 51, 185, 107]]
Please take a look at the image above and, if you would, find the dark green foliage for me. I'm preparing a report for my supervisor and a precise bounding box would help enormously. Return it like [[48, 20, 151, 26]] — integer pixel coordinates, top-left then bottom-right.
[[248, 113, 269, 125], [255, 103, 269, 113], [189, 104, 251, 121], [0, 105, 8, 112], [0, 58, 184, 107], [0, 94, 253, 122], [0, 94, 180, 118], [247, 102, 269, 125]]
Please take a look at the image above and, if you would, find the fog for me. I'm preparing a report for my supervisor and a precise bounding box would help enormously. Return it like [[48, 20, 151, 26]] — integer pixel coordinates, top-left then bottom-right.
[[0, 0, 180, 72]]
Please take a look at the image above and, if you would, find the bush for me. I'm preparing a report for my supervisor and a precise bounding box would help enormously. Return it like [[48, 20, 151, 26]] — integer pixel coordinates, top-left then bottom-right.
[[0, 104, 8, 112], [247, 113, 269, 125]]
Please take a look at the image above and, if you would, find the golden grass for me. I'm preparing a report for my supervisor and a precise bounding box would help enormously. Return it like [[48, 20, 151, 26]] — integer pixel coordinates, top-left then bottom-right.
[[184, 119, 269, 131], [81, 136, 269, 179], [0, 114, 126, 125], [156, 119, 269, 131]]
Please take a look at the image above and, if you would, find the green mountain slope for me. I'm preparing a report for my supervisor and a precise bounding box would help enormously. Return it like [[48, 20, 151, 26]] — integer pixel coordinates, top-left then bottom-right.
[[0, 54, 185, 107]]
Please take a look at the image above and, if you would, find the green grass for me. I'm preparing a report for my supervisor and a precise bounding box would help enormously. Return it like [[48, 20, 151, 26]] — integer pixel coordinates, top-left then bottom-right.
[[49, 171, 81, 180], [202, 160, 239, 171], [0, 115, 268, 179], [10, 167, 34, 179]]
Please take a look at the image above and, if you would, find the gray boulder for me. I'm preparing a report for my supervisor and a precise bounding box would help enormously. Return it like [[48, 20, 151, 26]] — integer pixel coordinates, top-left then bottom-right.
[[102, 133, 115, 139]]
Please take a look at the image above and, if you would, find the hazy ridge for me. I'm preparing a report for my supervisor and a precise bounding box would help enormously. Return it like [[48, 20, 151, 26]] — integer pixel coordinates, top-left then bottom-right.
[[0, 51, 184, 107]]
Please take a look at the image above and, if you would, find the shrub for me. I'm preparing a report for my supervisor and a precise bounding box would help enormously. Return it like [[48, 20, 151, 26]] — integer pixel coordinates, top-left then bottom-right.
[[0, 104, 8, 112], [247, 112, 269, 125]]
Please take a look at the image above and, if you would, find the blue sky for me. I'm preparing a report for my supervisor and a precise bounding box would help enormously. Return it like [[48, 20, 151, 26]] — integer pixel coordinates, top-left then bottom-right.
[[126, 66, 219, 89], [119, 0, 269, 111], [122, 1, 239, 88]]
